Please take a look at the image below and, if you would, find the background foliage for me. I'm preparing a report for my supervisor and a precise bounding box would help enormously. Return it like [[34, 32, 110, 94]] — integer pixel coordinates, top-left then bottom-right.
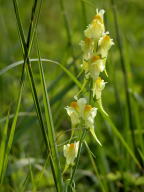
[[0, 0, 144, 191]]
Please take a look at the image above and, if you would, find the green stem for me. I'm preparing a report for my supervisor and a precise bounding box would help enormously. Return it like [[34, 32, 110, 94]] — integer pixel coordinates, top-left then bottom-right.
[[89, 78, 93, 103], [81, 0, 87, 28], [69, 129, 87, 187], [98, 103, 142, 170], [59, 0, 74, 57], [58, 0, 78, 75], [85, 141, 106, 192]]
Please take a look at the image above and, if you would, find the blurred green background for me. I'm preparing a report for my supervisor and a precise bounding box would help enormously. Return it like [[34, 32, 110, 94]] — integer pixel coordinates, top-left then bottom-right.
[[0, 0, 144, 191]]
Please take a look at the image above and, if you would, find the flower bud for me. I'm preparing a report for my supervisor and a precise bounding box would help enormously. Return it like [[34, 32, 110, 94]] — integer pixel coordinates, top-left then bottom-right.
[[93, 77, 106, 99], [84, 9, 105, 40]]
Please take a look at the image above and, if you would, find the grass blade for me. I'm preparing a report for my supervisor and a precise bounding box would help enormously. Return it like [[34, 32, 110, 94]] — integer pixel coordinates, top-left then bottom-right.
[[85, 141, 106, 192], [98, 104, 142, 170], [0, 84, 23, 183], [111, 0, 137, 156], [0, 113, 9, 182], [36, 38, 64, 191]]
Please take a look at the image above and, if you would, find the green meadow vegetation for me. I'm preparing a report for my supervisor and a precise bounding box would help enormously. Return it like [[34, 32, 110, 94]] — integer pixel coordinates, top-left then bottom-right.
[[0, 0, 144, 191]]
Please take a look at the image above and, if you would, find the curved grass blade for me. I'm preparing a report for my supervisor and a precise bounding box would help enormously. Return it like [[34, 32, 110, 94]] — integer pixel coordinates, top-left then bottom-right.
[[36, 38, 64, 191], [0, 58, 61, 76], [0, 112, 35, 124], [0, 58, 82, 90]]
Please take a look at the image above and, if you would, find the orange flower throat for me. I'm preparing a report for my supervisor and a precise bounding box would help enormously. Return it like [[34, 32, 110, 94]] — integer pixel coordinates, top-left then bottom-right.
[[70, 101, 78, 109], [84, 105, 92, 112]]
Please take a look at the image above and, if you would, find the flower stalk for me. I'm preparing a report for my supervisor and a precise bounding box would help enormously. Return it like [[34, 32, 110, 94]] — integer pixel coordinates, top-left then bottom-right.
[[63, 8, 114, 190]]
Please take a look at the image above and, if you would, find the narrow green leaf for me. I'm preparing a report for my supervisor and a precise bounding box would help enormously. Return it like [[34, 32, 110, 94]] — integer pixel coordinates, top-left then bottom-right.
[[1, 84, 23, 183], [0, 113, 9, 182], [69, 129, 87, 187], [85, 141, 106, 192], [98, 105, 142, 170], [36, 38, 64, 191]]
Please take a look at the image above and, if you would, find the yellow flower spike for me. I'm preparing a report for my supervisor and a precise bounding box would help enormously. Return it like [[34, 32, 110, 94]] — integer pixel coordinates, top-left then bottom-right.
[[79, 9, 113, 124]]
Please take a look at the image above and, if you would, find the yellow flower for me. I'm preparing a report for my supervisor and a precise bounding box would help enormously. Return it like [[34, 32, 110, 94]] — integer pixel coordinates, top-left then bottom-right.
[[98, 32, 114, 58], [79, 37, 94, 60], [84, 9, 105, 40], [66, 98, 87, 123], [63, 142, 79, 165], [88, 56, 106, 80], [84, 104, 96, 129], [65, 98, 101, 145], [93, 77, 106, 99], [81, 56, 106, 80], [65, 101, 80, 127]]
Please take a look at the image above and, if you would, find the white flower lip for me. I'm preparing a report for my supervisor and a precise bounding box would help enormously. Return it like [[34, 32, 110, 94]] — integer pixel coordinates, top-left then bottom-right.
[[96, 9, 105, 15]]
